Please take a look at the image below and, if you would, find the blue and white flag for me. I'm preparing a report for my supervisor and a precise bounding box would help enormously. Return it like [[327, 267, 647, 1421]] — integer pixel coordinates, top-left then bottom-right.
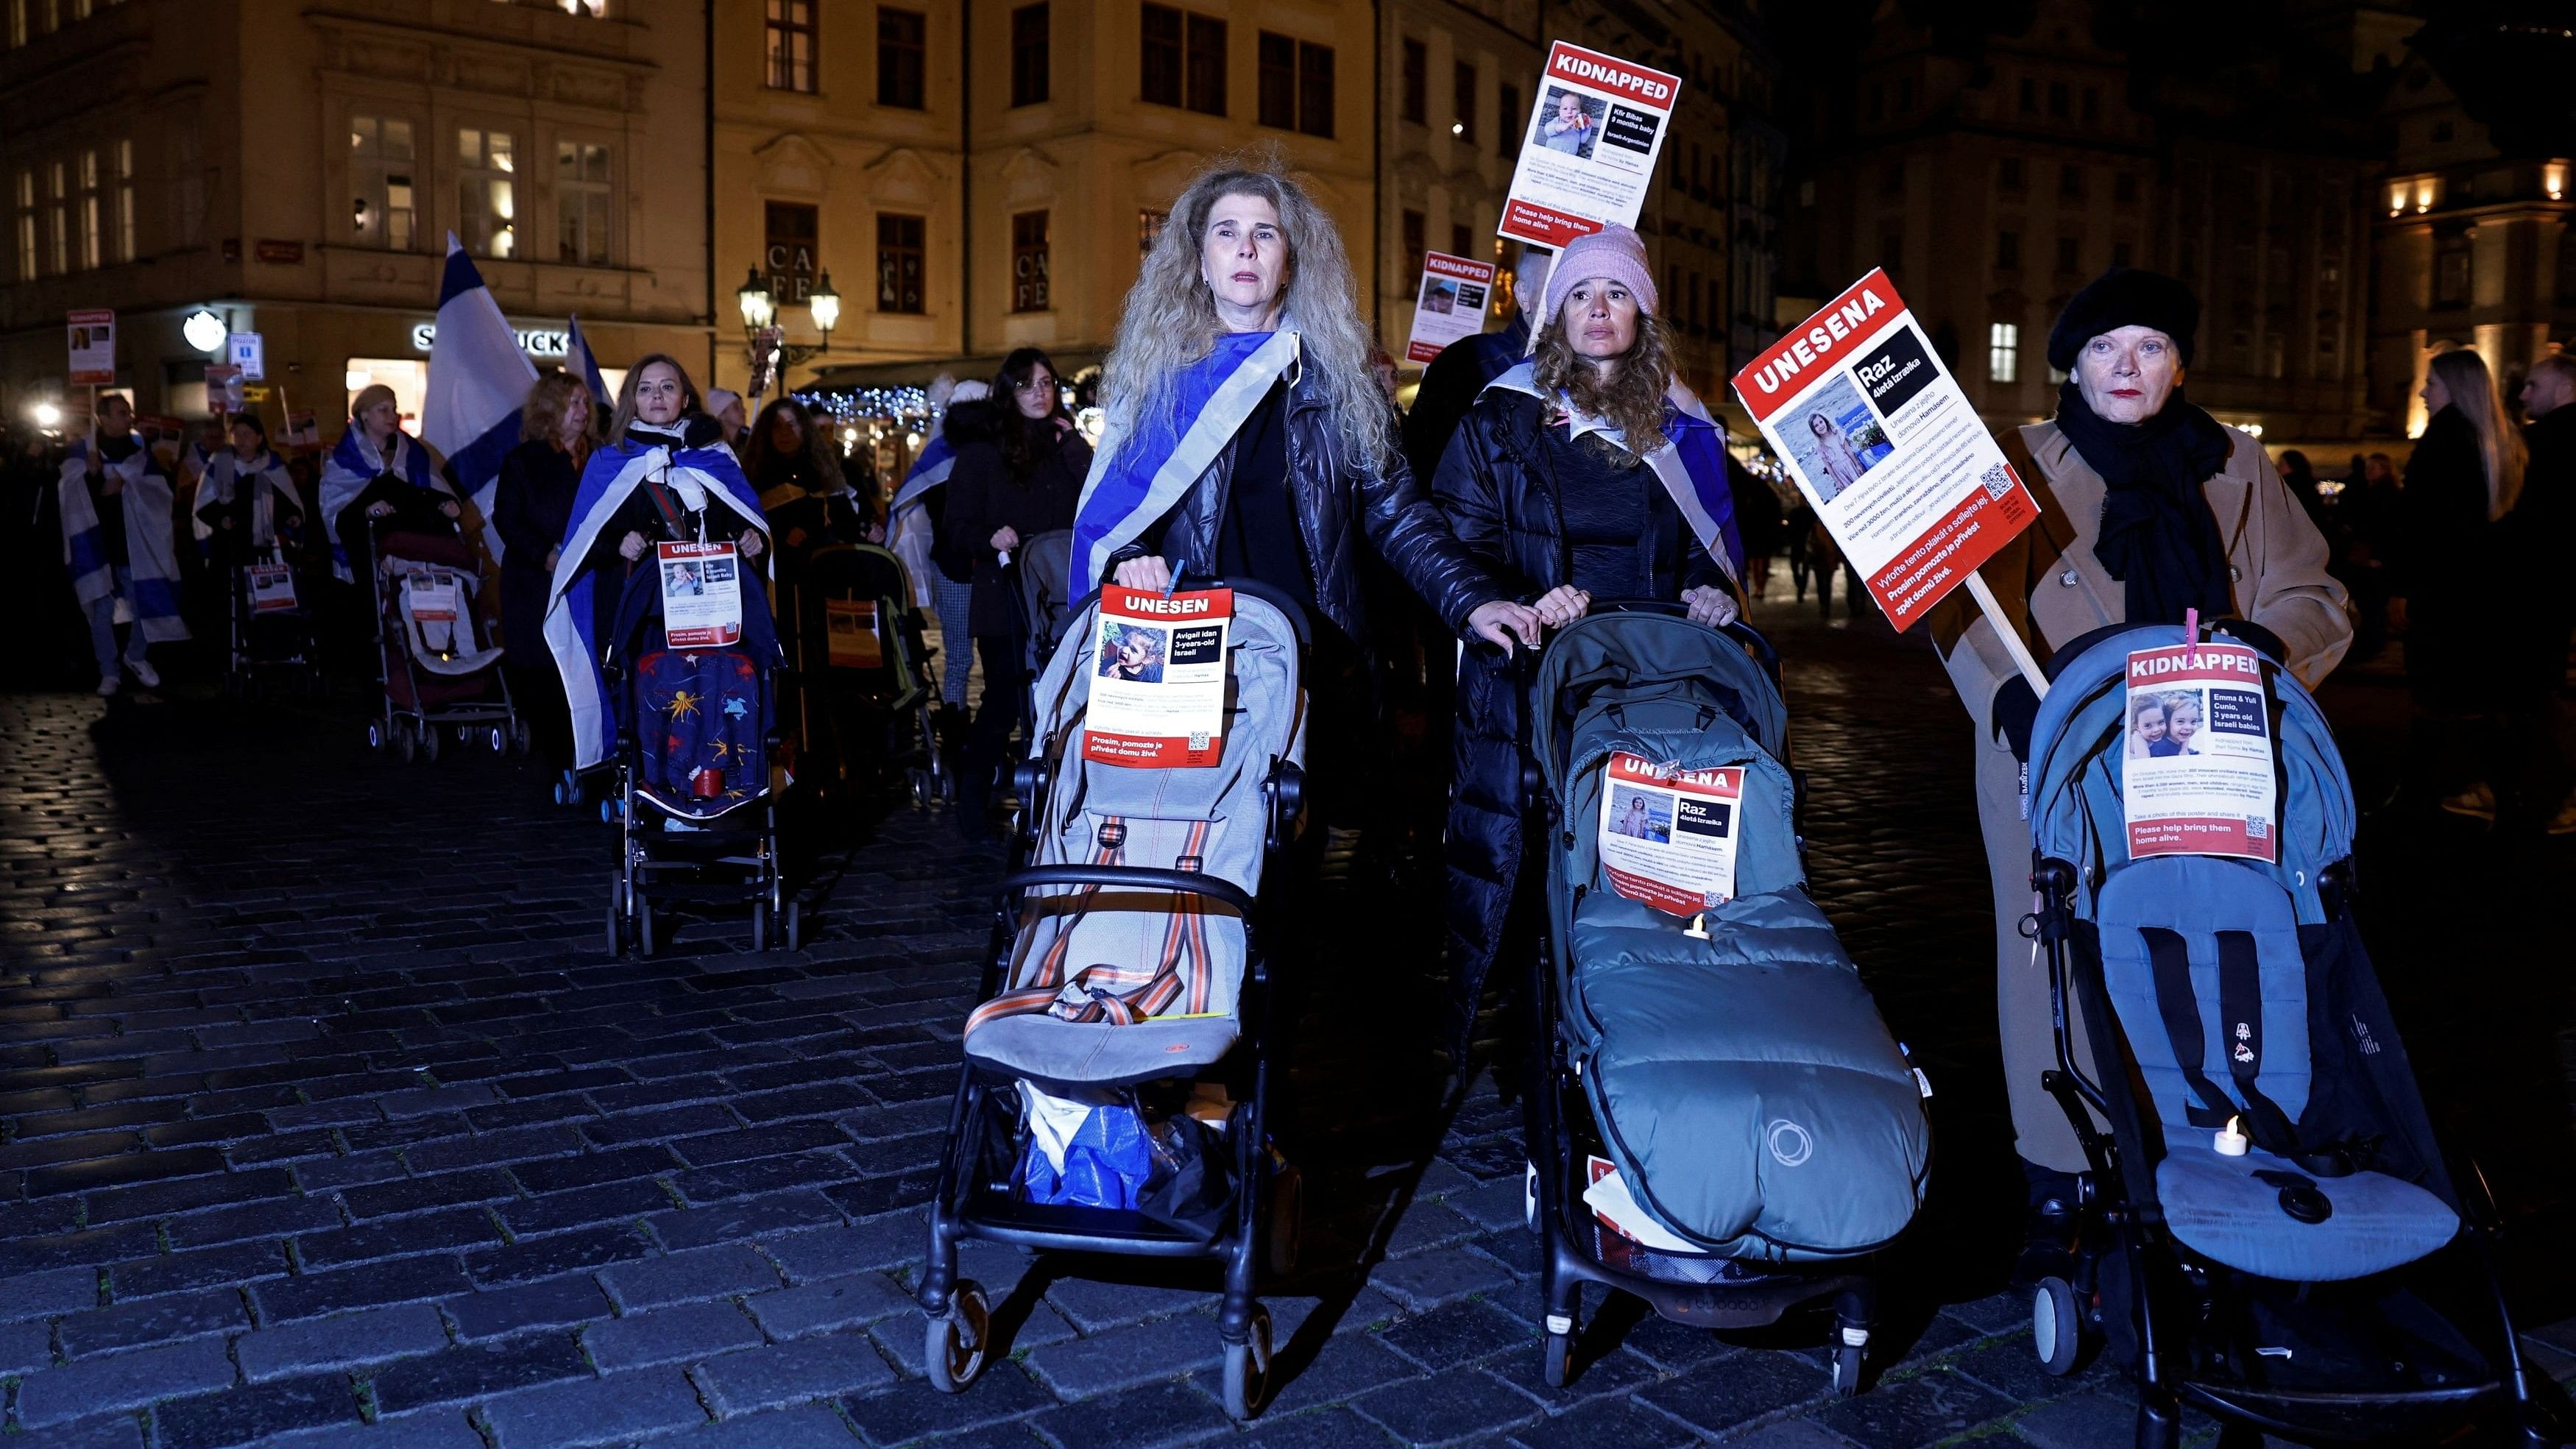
[[1071, 330, 1303, 589], [319, 425, 442, 580], [1483, 361, 1745, 585], [885, 429, 957, 610], [198, 447, 302, 550], [543, 432, 770, 770], [57, 439, 189, 643], [422, 234, 539, 564], [567, 313, 612, 411]]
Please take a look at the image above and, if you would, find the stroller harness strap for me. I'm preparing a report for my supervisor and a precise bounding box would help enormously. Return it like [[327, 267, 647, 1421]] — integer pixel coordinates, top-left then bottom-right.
[[2141, 927, 2302, 1156], [966, 818, 1220, 1033]]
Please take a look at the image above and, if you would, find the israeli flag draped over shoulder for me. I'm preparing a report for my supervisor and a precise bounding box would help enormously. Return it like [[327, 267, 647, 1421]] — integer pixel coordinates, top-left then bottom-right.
[[542, 427, 771, 771], [1482, 360, 1747, 585], [317, 419, 440, 581], [57, 439, 189, 643], [199, 449, 303, 550], [1070, 328, 1304, 589], [886, 423, 958, 612], [422, 234, 539, 565]]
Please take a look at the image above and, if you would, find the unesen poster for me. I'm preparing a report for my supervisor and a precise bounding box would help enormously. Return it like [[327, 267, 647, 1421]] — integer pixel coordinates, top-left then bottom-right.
[[1083, 585, 1233, 769], [1404, 252, 1498, 365], [1498, 43, 1682, 249], [1729, 270, 2041, 632]]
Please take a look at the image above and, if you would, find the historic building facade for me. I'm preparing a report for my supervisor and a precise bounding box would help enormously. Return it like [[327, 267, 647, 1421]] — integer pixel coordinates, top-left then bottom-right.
[[0, 0, 712, 427]]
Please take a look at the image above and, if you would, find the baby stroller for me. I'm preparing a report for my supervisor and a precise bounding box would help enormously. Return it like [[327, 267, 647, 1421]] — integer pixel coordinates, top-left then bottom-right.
[[916, 581, 1308, 1421], [361, 521, 524, 763], [1522, 603, 1931, 1395], [2019, 620, 2567, 1448], [782, 539, 941, 807], [220, 542, 320, 699], [600, 561, 797, 957], [1011, 528, 1080, 665]]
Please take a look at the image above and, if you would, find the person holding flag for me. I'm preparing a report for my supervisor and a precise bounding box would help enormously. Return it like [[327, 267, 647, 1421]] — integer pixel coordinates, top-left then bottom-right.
[[59, 392, 189, 695], [1425, 223, 1745, 1054], [542, 354, 771, 771], [1071, 158, 1535, 825]]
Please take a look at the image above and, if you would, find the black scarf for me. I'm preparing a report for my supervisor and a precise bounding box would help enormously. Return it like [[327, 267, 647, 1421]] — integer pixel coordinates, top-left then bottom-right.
[[2056, 380, 2233, 625]]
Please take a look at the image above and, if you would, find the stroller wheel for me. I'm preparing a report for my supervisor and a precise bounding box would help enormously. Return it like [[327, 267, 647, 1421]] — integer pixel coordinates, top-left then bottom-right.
[[420, 725, 442, 763], [785, 900, 803, 952], [512, 718, 532, 755], [750, 902, 769, 952], [1830, 1338, 1866, 1399], [489, 726, 506, 753], [637, 901, 657, 957], [394, 720, 418, 764], [924, 1280, 990, 1394], [1542, 1325, 1574, 1389], [1220, 1303, 1271, 1420], [2032, 1276, 2081, 1377], [366, 719, 386, 751]]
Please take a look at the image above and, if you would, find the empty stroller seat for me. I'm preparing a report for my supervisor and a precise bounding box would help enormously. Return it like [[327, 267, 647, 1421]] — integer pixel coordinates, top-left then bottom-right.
[[2097, 856, 2458, 1282], [960, 586, 1302, 1089]]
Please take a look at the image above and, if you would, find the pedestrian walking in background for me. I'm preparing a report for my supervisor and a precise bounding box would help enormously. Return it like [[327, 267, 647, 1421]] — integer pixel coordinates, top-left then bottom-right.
[[2515, 353, 2576, 834], [933, 347, 1087, 838], [1427, 224, 1741, 1055], [59, 393, 188, 695], [2396, 348, 2536, 825], [1729, 450, 1785, 599], [891, 378, 988, 727], [706, 388, 749, 457], [493, 373, 591, 775], [1927, 267, 2348, 1278]]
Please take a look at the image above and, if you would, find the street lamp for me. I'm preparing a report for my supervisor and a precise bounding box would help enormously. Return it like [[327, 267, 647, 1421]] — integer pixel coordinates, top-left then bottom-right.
[[736, 268, 775, 333], [808, 272, 840, 349]]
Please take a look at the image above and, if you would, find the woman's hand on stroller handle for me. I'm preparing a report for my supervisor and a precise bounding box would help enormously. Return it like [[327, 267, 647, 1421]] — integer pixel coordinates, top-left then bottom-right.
[[1532, 586, 1590, 629], [1682, 586, 1739, 629], [1468, 599, 1544, 655]]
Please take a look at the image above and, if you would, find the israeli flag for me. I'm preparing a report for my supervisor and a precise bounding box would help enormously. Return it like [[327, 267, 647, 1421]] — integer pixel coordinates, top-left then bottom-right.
[[1483, 361, 1744, 585], [422, 234, 538, 564], [567, 313, 612, 411], [1070, 330, 1303, 588], [542, 433, 770, 770]]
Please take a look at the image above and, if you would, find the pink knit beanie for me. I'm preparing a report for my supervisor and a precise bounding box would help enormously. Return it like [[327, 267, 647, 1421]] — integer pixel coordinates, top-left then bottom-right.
[[1538, 224, 1657, 327]]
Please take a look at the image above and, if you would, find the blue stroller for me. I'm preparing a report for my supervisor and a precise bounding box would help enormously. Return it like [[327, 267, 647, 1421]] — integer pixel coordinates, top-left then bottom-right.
[[1523, 604, 1931, 1395], [2020, 620, 2568, 1447]]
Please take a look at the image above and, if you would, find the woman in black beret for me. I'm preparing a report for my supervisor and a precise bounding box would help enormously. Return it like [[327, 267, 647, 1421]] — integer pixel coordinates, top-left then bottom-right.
[[1925, 268, 2352, 1283]]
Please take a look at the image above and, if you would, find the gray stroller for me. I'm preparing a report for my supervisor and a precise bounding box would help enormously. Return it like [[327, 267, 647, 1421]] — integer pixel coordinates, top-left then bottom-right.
[[916, 581, 1309, 1421]]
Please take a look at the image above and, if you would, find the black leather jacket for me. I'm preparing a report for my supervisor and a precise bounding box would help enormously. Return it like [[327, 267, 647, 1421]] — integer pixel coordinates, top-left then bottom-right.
[[1114, 361, 1497, 645]]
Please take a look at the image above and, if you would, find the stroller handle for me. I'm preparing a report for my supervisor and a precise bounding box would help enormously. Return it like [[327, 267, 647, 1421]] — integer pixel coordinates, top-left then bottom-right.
[[1531, 599, 1783, 685], [999, 865, 1257, 917]]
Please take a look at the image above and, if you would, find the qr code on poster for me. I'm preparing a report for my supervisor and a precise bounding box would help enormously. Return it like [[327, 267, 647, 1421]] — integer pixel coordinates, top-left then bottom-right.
[[2246, 818, 2270, 839], [1187, 731, 1210, 751], [1981, 463, 2013, 500]]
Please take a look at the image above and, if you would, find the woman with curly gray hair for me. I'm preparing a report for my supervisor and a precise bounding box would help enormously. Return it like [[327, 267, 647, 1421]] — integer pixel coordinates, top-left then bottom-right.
[[1069, 156, 1536, 840]]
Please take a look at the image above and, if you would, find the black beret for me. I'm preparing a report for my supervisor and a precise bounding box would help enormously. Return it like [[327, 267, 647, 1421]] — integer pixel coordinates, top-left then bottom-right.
[[2047, 268, 2198, 372]]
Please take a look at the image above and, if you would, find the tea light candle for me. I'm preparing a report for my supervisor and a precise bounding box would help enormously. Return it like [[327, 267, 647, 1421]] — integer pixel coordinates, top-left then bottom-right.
[[2213, 1115, 2249, 1157]]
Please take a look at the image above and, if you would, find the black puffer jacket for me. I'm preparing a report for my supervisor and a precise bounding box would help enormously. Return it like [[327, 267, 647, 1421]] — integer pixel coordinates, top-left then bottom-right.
[[936, 399, 1089, 637], [1430, 388, 1733, 1006], [1113, 361, 1496, 645]]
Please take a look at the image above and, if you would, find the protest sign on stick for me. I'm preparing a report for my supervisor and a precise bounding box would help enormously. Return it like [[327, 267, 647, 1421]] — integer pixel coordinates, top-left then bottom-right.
[[1404, 252, 1498, 365], [1729, 269, 2048, 693], [1498, 43, 1682, 249]]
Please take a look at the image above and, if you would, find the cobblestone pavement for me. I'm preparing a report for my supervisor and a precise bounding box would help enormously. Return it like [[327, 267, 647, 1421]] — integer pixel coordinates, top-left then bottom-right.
[[1, 592, 2570, 1449]]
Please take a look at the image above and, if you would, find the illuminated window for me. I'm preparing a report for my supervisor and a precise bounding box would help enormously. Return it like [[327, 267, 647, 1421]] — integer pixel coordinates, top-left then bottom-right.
[[1989, 322, 2020, 383], [456, 127, 516, 259], [556, 141, 610, 266], [350, 116, 416, 250], [765, 0, 816, 93]]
